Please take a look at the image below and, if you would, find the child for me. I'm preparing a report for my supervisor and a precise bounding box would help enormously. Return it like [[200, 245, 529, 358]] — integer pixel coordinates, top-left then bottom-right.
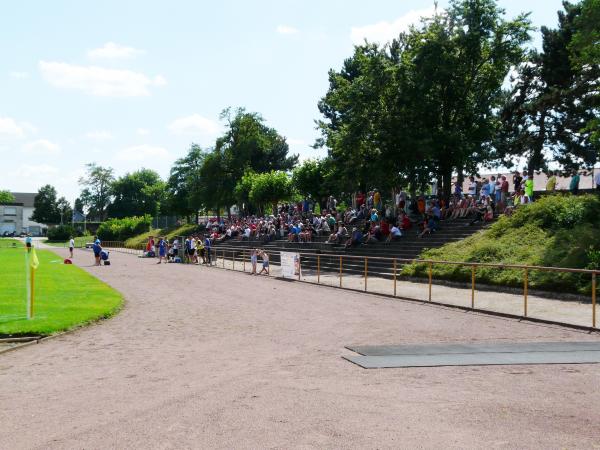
[[69, 236, 75, 258], [258, 250, 269, 275]]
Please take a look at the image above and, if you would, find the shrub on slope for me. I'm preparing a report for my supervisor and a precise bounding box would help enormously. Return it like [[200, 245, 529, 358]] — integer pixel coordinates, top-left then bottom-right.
[[402, 194, 600, 294]]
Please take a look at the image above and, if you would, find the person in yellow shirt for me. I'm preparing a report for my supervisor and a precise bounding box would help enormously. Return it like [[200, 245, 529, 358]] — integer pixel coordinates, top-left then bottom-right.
[[546, 171, 557, 191], [373, 189, 382, 211]]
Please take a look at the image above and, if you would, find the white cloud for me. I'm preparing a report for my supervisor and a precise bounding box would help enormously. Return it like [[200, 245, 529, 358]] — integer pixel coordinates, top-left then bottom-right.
[[85, 130, 113, 140], [136, 128, 150, 136], [23, 139, 61, 156], [39, 61, 167, 97], [168, 114, 220, 136], [10, 71, 30, 80], [351, 6, 435, 44], [16, 164, 59, 178], [0, 117, 25, 138], [116, 144, 170, 162], [88, 42, 146, 60], [287, 138, 306, 146], [277, 25, 299, 35]]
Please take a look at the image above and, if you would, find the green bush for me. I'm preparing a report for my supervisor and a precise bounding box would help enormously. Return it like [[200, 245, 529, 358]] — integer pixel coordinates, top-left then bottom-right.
[[402, 194, 600, 294], [47, 225, 76, 241], [97, 215, 152, 242]]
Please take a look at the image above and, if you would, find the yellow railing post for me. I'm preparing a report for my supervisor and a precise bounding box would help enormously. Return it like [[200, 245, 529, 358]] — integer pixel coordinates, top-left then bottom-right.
[[298, 255, 301, 281], [243, 250, 246, 272], [428, 262, 433, 302], [524, 268, 528, 317], [222, 251, 225, 268], [339, 256, 343, 288], [393, 259, 397, 297], [471, 265, 476, 309], [592, 272, 596, 328], [364, 257, 368, 292], [232, 251, 235, 270], [317, 255, 320, 284]]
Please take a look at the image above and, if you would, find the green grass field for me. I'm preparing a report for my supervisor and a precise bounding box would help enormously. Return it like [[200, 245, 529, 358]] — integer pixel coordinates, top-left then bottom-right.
[[0, 246, 123, 336]]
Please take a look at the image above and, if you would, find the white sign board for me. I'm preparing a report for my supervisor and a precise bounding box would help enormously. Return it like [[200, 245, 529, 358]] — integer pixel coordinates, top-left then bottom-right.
[[280, 251, 300, 278]]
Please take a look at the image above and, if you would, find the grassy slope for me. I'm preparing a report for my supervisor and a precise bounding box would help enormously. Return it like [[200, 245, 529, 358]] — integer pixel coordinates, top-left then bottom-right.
[[0, 247, 123, 336], [402, 194, 600, 294], [124, 223, 199, 247]]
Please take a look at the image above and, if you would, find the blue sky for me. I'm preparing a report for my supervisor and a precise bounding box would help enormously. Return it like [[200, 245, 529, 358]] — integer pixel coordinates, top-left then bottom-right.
[[0, 0, 565, 201]]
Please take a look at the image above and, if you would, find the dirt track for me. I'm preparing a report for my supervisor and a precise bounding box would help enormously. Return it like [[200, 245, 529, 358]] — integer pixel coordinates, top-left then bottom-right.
[[1, 247, 600, 449]]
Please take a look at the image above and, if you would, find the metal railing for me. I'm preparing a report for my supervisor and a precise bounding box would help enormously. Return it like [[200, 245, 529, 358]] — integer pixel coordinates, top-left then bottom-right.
[[82, 240, 599, 329]]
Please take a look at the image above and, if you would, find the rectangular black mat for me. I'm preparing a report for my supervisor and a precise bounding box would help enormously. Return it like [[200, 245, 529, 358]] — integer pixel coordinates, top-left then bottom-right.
[[344, 350, 600, 369], [346, 341, 600, 357]]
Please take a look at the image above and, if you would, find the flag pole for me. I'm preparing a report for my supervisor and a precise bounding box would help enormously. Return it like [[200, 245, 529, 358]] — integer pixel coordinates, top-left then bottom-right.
[[30, 264, 35, 319], [25, 245, 31, 319]]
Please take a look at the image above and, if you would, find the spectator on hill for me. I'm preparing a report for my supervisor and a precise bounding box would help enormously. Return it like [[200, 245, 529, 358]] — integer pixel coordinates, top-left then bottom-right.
[[454, 180, 463, 199], [513, 171, 523, 194], [418, 214, 437, 238], [570, 170, 580, 195], [467, 176, 477, 196], [398, 211, 411, 231], [500, 175, 509, 205], [345, 227, 363, 248], [488, 176, 496, 201], [204, 235, 212, 265], [373, 189, 382, 211], [387, 223, 403, 242], [546, 170, 557, 191], [480, 178, 489, 199], [396, 190, 407, 211], [595, 170, 600, 192], [524, 174, 534, 202]]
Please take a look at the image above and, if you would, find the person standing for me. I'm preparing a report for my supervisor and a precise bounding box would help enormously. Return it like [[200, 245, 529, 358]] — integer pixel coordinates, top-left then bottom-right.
[[570, 170, 581, 195], [546, 171, 557, 192], [250, 248, 258, 275], [69, 236, 75, 258], [594, 169, 600, 192], [25, 234, 32, 253], [204, 235, 212, 265], [513, 171, 523, 194], [157, 237, 167, 264], [524, 175, 534, 202], [258, 250, 269, 275]]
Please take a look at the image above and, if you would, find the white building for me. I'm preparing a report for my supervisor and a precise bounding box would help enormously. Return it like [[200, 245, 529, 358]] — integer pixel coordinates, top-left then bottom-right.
[[0, 192, 47, 236]]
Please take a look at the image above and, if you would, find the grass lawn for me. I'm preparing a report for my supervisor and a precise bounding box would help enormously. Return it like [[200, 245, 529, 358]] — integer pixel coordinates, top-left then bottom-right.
[[0, 246, 123, 336]]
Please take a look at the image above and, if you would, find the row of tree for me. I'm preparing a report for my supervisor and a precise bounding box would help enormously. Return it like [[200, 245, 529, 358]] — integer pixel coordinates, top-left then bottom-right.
[[28, 0, 599, 224]]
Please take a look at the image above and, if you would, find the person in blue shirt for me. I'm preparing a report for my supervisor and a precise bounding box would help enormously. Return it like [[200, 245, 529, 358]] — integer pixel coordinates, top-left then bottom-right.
[[157, 237, 167, 264], [92, 236, 102, 266], [204, 235, 212, 265], [25, 234, 32, 253]]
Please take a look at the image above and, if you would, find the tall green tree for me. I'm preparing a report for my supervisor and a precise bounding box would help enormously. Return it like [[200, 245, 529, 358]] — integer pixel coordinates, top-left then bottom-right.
[[165, 144, 205, 220], [79, 163, 115, 221], [56, 197, 73, 225], [498, 1, 599, 172], [31, 184, 60, 225], [244, 171, 294, 216], [108, 169, 166, 218]]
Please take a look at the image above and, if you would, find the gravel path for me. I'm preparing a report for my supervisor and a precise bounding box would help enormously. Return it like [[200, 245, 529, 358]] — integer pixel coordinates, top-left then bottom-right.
[[1, 247, 600, 449]]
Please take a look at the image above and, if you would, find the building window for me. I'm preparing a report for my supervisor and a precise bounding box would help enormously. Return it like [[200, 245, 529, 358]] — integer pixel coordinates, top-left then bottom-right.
[[3, 207, 17, 216]]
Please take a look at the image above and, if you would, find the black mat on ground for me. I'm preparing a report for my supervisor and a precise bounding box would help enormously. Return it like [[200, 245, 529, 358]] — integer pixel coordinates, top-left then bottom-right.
[[346, 341, 600, 356], [344, 341, 600, 369]]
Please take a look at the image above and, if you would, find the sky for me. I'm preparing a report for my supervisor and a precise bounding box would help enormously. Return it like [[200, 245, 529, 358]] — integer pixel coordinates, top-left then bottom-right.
[[0, 0, 566, 202]]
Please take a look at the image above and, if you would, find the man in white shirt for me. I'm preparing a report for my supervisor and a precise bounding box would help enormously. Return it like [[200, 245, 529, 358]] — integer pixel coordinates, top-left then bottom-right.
[[468, 176, 477, 196], [69, 236, 75, 258]]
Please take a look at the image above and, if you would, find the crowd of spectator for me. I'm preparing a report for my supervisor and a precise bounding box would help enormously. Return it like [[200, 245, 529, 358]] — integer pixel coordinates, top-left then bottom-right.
[[143, 169, 600, 259]]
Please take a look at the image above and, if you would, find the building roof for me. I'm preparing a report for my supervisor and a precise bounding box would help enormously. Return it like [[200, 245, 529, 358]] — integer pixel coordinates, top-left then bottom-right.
[[11, 192, 37, 207]]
